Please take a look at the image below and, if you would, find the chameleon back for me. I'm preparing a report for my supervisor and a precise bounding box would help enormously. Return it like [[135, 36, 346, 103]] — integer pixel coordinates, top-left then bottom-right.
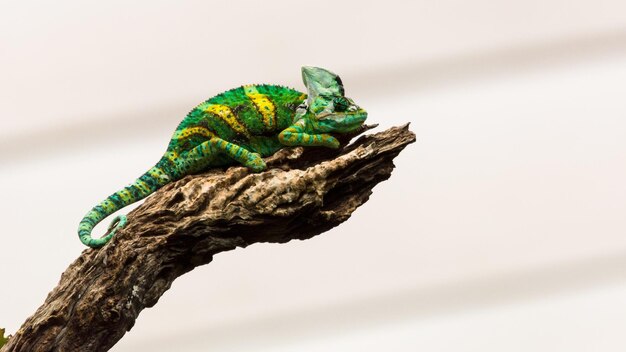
[[167, 84, 306, 157]]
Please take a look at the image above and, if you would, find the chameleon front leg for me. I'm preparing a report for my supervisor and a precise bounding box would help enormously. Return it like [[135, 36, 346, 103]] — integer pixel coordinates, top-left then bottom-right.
[[181, 137, 266, 172], [278, 121, 340, 148]]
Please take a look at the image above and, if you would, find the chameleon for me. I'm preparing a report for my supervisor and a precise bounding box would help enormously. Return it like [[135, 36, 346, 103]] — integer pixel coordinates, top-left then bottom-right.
[[78, 66, 368, 248]]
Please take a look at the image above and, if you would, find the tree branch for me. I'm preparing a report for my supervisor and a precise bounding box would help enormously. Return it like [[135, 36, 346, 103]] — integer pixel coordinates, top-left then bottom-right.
[[2, 124, 416, 352]]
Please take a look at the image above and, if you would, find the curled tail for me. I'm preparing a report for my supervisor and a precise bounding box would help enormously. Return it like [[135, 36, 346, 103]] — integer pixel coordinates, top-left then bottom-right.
[[78, 165, 171, 248]]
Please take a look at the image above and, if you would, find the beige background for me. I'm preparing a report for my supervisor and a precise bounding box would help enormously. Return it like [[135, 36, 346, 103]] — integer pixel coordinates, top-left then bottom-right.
[[1, 1, 626, 350]]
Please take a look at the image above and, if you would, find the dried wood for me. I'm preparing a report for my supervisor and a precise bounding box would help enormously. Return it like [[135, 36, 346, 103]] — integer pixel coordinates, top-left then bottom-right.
[[2, 124, 415, 352]]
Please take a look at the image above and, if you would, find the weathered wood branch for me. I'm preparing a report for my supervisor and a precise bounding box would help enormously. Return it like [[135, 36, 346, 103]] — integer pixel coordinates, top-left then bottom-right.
[[2, 124, 415, 352]]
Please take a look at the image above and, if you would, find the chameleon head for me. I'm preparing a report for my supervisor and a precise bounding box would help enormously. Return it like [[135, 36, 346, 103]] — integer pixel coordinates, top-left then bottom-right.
[[300, 66, 368, 134]]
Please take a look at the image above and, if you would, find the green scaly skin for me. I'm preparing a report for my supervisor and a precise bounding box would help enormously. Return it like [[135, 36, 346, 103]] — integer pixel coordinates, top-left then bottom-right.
[[78, 67, 368, 248]]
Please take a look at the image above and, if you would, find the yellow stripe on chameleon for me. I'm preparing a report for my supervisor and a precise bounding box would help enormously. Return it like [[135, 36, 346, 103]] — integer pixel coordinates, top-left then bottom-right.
[[134, 179, 151, 194], [243, 85, 276, 130], [148, 168, 159, 179], [165, 150, 179, 162], [148, 166, 171, 183], [203, 103, 251, 137], [118, 189, 134, 203], [173, 127, 214, 139], [101, 199, 117, 213]]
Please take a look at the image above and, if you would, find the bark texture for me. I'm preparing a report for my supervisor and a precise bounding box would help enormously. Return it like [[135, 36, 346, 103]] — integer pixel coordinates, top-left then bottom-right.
[[2, 124, 415, 352]]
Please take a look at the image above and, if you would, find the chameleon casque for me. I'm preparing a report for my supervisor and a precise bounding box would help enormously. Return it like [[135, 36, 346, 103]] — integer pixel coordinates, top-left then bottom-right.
[[78, 67, 368, 248]]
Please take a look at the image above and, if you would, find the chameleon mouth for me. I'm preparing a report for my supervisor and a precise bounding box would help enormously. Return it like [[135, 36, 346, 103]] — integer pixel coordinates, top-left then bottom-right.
[[333, 121, 366, 134], [341, 112, 368, 132]]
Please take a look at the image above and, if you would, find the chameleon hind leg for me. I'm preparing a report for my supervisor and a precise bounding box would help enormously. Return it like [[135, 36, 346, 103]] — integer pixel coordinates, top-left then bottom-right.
[[181, 137, 267, 172]]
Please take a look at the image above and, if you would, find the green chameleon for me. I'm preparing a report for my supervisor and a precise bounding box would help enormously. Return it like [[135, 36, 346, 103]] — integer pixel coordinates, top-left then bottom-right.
[[78, 67, 368, 248]]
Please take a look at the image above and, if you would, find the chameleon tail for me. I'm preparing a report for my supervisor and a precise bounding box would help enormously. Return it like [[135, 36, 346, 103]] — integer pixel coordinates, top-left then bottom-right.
[[78, 165, 171, 248]]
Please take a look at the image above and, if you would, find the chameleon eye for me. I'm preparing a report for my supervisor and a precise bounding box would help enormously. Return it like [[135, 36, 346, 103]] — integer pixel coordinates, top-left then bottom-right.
[[333, 97, 350, 112]]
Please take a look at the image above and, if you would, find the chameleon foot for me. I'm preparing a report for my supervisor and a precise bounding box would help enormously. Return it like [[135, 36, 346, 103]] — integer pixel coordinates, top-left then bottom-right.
[[246, 153, 267, 172], [321, 134, 340, 149]]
